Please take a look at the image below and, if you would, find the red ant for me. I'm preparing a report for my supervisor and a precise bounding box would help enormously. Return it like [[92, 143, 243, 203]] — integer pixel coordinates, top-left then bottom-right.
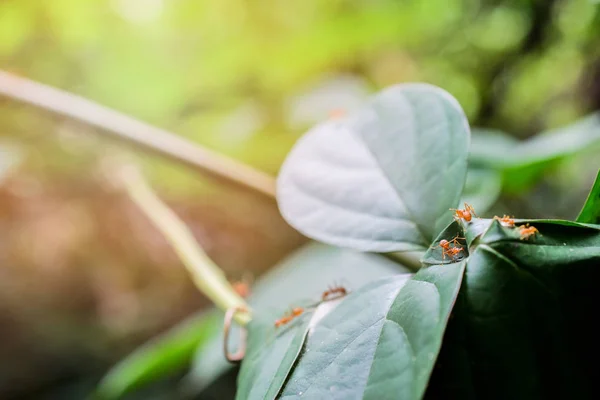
[[321, 285, 348, 302], [443, 246, 464, 260], [274, 307, 304, 328], [518, 224, 538, 240], [494, 215, 515, 227], [432, 234, 465, 261], [450, 203, 478, 223]]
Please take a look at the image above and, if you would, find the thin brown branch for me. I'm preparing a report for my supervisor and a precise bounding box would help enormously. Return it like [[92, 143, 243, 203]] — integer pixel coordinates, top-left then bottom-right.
[[0, 70, 276, 198]]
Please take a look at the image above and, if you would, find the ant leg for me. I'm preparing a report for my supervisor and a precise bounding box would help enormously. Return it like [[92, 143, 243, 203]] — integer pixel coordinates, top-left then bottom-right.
[[466, 204, 478, 218]]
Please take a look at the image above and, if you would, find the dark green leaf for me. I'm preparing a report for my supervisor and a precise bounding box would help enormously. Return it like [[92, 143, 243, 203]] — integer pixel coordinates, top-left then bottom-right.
[[577, 169, 600, 224], [95, 311, 220, 400], [426, 219, 600, 399], [279, 264, 464, 400], [185, 242, 410, 393], [277, 83, 470, 252]]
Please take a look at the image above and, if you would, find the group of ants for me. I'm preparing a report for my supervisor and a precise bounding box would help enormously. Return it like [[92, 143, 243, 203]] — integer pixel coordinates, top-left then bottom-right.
[[436, 203, 539, 261], [230, 203, 540, 331]]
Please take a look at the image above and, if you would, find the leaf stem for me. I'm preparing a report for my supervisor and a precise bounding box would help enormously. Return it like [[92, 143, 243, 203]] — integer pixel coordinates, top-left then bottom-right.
[[116, 163, 252, 325], [0, 70, 276, 199]]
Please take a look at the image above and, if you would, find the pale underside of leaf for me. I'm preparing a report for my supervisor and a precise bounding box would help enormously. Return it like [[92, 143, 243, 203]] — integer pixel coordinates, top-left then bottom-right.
[[278, 121, 426, 252], [279, 264, 465, 400], [236, 310, 313, 400], [277, 83, 470, 252], [350, 85, 470, 240], [186, 243, 409, 395]]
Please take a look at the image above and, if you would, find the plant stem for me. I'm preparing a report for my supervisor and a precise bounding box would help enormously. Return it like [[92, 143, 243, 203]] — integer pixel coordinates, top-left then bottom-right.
[[117, 163, 252, 325], [0, 70, 276, 199]]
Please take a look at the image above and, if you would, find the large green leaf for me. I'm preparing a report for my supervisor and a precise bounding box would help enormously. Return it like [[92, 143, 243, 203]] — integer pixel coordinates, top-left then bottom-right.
[[185, 242, 410, 394], [277, 83, 470, 252], [278, 264, 464, 400], [577, 169, 600, 224], [95, 310, 220, 399], [426, 219, 600, 399]]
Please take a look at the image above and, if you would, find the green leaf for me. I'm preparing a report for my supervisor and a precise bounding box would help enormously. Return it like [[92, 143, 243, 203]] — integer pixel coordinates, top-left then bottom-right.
[[426, 219, 600, 399], [577, 169, 600, 224], [470, 114, 600, 171], [96, 310, 220, 400], [511, 112, 600, 168], [185, 242, 410, 393], [279, 264, 464, 400], [469, 115, 600, 192], [277, 83, 470, 252], [236, 307, 314, 400]]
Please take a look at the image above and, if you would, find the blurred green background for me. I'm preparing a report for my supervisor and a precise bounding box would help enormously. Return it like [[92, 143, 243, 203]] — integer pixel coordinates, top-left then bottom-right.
[[1, 0, 599, 398]]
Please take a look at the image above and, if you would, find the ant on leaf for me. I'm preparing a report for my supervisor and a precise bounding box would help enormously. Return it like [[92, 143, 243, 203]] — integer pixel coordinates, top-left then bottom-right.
[[321, 285, 348, 302], [274, 307, 304, 328], [493, 215, 515, 227], [450, 203, 478, 223], [518, 224, 539, 240], [432, 234, 465, 261]]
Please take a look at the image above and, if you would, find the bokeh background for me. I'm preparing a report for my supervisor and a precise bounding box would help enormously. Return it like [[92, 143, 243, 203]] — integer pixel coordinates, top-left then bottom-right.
[[1, 0, 599, 398]]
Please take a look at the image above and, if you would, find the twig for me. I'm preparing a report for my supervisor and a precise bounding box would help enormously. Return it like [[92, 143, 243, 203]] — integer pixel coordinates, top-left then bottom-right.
[[115, 162, 252, 325], [0, 70, 276, 199]]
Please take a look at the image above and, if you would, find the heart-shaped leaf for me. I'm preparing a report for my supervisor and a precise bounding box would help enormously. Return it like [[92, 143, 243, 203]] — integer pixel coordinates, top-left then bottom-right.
[[277, 83, 470, 252], [278, 264, 464, 400]]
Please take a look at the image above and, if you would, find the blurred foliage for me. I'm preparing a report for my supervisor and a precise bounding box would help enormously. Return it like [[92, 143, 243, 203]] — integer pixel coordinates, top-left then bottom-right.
[[1, 0, 599, 183], [96, 310, 220, 399], [1, 0, 600, 398]]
